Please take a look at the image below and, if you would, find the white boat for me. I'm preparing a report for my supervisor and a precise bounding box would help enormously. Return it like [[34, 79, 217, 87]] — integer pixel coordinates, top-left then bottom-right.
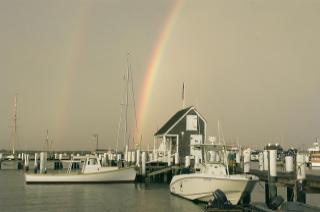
[[308, 139, 320, 167], [170, 144, 258, 204], [6, 154, 15, 160], [25, 155, 136, 183]]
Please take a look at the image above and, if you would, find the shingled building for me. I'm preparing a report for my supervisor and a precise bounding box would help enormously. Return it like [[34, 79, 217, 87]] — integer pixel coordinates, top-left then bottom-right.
[[154, 106, 207, 164]]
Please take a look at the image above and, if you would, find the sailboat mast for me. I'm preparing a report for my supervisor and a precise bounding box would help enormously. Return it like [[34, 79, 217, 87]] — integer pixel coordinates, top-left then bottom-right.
[[124, 54, 130, 150], [46, 130, 49, 152], [12, 95, 17, 155]]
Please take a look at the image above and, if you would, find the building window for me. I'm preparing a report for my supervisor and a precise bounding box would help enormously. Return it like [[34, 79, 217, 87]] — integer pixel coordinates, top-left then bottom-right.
[[186, 115, 198, 131]]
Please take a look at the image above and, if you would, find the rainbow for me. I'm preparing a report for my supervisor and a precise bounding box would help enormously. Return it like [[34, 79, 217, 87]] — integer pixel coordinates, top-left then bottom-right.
[[54, 2, 93, 136], [136, 0, 182, 139]]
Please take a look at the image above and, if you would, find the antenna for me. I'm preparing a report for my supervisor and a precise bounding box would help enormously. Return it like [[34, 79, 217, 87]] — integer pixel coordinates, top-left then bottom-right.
[[46, 130, 49, 152], [218, 121, 229, 176], [182, 82, 185, 109], [12, 94, 18, 155], [93, 134, 99, 152]]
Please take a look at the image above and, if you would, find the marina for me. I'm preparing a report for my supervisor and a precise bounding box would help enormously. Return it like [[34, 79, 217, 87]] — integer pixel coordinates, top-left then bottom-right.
[[1, 0, 320, 211], [1, 106, 320, 211]]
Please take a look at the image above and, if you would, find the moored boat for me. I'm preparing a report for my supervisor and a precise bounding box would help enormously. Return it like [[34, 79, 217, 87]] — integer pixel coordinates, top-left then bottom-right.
[[25, 155, 136, 183], [170, 144, 258, 204], [308, 139, 320, 167]]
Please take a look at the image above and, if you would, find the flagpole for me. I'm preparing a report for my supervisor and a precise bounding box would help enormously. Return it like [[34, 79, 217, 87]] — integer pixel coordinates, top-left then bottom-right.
[[182, 82, 185, 109]]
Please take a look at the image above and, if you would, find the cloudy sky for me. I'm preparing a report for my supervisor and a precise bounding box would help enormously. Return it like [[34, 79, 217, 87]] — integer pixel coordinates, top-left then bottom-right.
[[1, 0, 320, 151]]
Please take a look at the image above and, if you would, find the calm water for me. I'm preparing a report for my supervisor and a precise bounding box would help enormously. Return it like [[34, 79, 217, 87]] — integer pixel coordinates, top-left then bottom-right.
[[0, 162, 319, 211], [0, 170, 202, 212]]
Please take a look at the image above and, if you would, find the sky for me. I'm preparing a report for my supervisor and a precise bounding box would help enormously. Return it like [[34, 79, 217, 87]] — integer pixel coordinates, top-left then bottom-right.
[[1, 0, 320, 151]]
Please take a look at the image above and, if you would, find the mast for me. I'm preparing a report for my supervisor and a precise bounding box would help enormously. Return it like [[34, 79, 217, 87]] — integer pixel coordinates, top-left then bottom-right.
[[46, 130, 49, 152], [93, 134, 99, 151], [218, 121, 229, 176], [12, 95, 18, 155], [124, 53, 130, 152], [182, 82, 185, 109]]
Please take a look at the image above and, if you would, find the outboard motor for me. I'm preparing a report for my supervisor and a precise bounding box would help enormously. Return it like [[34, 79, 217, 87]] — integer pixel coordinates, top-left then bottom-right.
[[206, 189, 232, 209], [268, 196, 284, 210]]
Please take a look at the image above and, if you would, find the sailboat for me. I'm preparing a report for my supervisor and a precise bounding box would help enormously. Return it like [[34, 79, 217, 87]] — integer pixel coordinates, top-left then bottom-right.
[[25, 56, 137, 183], [6, 95, 18, 160], [170, 123, 259, 204]]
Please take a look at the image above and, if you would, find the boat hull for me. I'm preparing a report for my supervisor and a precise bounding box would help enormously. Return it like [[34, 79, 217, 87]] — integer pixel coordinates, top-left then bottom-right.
[[311, 162, 320, 167], [25, 167, 136, 183], [170, 174, 258, 205]]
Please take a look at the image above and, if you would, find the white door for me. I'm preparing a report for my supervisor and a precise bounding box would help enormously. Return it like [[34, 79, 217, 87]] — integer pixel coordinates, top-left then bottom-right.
[[190, 135, 202, 160]]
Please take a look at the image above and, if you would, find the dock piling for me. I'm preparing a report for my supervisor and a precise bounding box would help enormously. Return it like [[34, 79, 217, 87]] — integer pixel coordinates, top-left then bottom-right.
[[287, 186, 294, 201], [266, 150, 277, 207], [243, 148, 251, 173], [263, 150, 268, 171], [259, 152, 264, 171], [185, 156, 190, 168], [24, 154, 29, 171], [296, 153, 306, 203], [132, 151, 136, 164], [285, 156, 294, 172], [40, 152, 47, 174], [141, 152, 146, 176], [136, 150, 140, 166]]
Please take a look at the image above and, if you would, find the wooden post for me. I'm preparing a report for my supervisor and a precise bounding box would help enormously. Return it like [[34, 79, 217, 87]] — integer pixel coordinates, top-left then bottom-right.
[[24, 154, 29, 171], [141, 152, 146, 176], [243, 148, 251, 173], [168, 150, 171, 166], [40, 152, 47, 174], [174, 153, 179, 165], [287, 186, 294, 201], [296, 153, 306, 203], [265, 182, 270, 205], [259, 152, 264, 171], [285, 156, 294, 172], [296, 180, 306, 203], [131, 151, 136, 164], [136, 149, 140, 167], [263, 150, 268, 171], [185, 156, 190, 168], [176, 135, 179, 165], [267, 150, 277, 206]]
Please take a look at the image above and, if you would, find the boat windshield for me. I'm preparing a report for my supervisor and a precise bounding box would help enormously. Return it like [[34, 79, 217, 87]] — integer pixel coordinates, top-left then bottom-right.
[[193, 144, 227, 164]]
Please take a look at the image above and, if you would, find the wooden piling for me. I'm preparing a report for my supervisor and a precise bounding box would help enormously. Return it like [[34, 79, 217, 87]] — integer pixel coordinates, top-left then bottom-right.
[[296, 153, 306, 203], [296, 180, 306, 203], [266, 150, 277, 206], [287, 186, 294, 201]]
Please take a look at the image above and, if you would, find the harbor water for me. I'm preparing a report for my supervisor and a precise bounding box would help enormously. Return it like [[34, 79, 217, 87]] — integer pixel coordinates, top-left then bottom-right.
[[0, 170, 202, 212], [0, 162, 319, 211]]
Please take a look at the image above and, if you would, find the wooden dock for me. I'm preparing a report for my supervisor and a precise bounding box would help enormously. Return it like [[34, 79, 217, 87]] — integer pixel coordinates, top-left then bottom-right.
[[248, 169, 320, 192]]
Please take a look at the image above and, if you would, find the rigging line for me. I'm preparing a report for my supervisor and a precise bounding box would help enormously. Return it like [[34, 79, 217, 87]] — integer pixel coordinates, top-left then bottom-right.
[[129, 62, 138, 134], [219, 121, 229, 176], [118, 66, 127, 149], [125, 53, 130, 148], [115, 104, 123, 154]]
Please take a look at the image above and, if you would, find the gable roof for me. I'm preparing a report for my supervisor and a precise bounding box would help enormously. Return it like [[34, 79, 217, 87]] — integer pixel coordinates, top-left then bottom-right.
[[154, 106, 193, 136]]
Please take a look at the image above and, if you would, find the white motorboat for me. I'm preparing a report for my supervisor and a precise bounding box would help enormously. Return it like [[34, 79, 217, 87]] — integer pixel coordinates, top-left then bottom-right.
[[25, 155, 136, 183], [170, 144, 258, 204], [308, 139, 320, 167]]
